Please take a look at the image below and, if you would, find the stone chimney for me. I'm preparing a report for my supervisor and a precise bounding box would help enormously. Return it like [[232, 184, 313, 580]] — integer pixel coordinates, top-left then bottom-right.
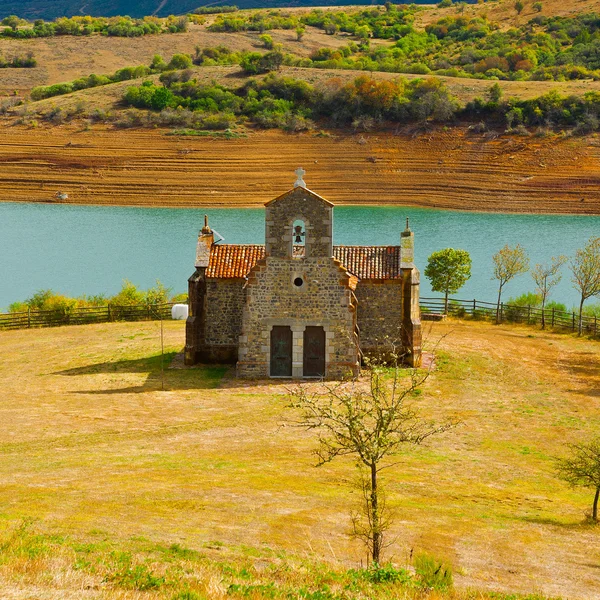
[[195, 215, 214, 268], [400, 217, 414, 269]]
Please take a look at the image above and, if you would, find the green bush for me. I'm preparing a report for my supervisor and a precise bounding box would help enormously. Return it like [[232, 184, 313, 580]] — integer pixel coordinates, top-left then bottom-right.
[[414, 552, 453, 591], [168, 53, 192, 70]]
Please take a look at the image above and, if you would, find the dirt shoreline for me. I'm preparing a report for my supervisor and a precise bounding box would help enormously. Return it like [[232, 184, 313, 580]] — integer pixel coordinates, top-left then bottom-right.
[[1, 125, 599, 215]]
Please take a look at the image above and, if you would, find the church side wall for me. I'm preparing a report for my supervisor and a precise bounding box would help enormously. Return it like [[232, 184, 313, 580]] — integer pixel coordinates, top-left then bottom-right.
[[355, 280, 404, 356], [202, 278, 245, 362]]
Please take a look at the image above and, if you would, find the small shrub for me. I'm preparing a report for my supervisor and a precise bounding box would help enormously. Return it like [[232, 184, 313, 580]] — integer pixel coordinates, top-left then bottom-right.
[[106, 562, 165, 591], [168, 53, 193, 70], [414, 552, 453, 591], [171, 591, 206, 600], [352, 563, 413, 584], [259, 34, 273, 49]]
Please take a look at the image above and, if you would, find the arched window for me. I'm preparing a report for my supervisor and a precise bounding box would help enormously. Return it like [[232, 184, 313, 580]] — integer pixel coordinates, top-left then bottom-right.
[[292, 219, 306, 258]]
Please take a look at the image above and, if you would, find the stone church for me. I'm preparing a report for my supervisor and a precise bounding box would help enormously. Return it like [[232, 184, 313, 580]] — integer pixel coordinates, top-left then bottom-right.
[[184, 170, 421, 379]]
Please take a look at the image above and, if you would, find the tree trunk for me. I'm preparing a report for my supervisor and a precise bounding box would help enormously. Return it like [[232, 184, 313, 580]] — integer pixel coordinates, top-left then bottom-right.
[[371, 462, 381, 565], [541, 295, 546, 330], [578, 296, 585, 336], [496, 285, 503, 325], [593, 487, 599, 522], [444, 289, 449, 315]]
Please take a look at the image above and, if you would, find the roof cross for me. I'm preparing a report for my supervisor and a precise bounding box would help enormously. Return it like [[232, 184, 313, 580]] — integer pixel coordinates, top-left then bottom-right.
[[294, 167, 306, 188]]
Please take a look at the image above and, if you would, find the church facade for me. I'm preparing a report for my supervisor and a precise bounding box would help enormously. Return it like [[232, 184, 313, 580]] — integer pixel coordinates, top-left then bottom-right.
[[184, 171, 421, 379]]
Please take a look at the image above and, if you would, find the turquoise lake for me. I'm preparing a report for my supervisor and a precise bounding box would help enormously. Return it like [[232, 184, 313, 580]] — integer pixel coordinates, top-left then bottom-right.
[[1, 202, 599, 311]]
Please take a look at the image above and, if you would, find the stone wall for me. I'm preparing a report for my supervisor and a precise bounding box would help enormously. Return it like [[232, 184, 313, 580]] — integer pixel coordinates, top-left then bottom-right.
[[402, 267, 422, 367], [354, 280, 404, 356], [205, 278, 245, 347], [184, 268, 205, 365], [265, 187, 333, 259], [237, 256, 359, 379]]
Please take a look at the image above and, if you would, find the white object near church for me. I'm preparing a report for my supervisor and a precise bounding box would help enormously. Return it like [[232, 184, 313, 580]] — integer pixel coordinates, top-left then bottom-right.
[[171, 304, 189, 320]]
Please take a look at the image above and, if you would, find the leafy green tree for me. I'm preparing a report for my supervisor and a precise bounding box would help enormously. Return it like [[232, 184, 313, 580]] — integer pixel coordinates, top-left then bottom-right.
[[492, 244, 530, 323], [150, 86, 173, 111], [240, 50, 284, 74], [355, 25, 371, 41], [515, 0, 524, 14], [167, 53, 192, 70], [145, 280, 172, 305], [533, 2, 543, 12], [486, 82, 503, 104], [424, 248, 472, 314], [531, 255, 567, 329], [150, 54, 167, 71], [555, 437, 600, 522], [295, 25, 305, 41], [259, 33, 274, 49], [1, 15, 21, 31], [110, 280, 145, 305], [570, 236, 600, 336]]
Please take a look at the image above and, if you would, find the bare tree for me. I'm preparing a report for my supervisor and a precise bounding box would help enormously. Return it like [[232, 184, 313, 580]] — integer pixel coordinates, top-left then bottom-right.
[[288, 357, 455, 564], [531, 255, 567, 329], [555, 437, 600, 522], [492, 244, 530, 324], [570, 236, 600, 336]]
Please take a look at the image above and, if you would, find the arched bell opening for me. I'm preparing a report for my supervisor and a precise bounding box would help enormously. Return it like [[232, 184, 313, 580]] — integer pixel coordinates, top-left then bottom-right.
[[292, 218, 306, 258]]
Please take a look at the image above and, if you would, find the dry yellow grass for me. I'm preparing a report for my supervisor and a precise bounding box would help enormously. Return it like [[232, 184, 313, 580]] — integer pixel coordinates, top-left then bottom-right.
[[415, 0, 600, 29], [0, 22, 374, 95], [0, 319, 598, 598]]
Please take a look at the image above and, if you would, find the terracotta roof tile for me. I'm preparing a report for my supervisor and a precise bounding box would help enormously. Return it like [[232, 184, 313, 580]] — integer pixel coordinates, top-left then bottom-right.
[[333, 246, 402, 280], [205, 245, 402, 280], [206, 244, 265, 278]]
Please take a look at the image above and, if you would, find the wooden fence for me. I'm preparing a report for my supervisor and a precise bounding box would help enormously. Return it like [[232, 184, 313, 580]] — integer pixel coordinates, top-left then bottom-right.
[[420, 297, 599, 336], [0, 303, 174, 331], [0, 298, 598, 337]]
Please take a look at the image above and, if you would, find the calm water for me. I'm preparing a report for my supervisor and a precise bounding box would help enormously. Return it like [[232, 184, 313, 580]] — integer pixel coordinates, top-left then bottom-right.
[[1, 202, 599, 311]]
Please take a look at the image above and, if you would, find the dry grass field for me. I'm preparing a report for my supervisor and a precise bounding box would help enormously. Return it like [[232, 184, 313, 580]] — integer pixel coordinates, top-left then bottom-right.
[[0, 23, 358, 95], [0, 123, 598, 214], [415, 0, 600, 28], [0, 319, 598, 599]]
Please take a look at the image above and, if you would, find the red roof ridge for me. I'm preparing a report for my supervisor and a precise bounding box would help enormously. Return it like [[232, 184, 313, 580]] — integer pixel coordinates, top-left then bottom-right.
[[205, 244, 403, 280]]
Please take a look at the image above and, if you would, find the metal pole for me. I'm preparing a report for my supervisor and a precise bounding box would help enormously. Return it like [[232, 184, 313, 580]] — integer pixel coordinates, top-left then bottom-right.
[[160, 317, 165, 391]]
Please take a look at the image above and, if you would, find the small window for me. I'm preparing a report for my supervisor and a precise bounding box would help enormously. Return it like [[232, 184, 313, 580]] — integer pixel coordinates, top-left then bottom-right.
[[292, 219, 305, 258]]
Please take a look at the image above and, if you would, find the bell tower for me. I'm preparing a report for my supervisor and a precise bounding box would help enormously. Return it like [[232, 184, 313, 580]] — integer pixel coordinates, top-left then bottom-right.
[[264, 168, 333, 260]]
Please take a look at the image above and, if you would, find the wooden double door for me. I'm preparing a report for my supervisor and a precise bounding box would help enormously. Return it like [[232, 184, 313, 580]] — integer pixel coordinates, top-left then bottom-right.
[[270, 326, 325, 378]]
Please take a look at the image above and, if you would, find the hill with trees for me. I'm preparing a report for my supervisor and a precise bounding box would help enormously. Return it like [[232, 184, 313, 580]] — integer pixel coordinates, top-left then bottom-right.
[[0, 0, 437, 20]]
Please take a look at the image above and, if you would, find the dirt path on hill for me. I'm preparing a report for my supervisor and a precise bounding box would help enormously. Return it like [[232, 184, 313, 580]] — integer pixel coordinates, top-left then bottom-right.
[[0, 125, 599, 214]]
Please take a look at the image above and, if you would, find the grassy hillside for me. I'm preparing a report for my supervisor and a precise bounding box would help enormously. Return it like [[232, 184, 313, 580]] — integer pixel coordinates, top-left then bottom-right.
[[3, 0, 600, 213], [0, 0, 435, 20], [0, 318, 598, 598]]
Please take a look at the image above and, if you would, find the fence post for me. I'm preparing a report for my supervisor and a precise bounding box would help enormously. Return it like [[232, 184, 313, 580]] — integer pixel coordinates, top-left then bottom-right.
[[595, 315, 598, 336], [473, 299, 476, 315], [527, 305, 531, 322], [27, 307, 31, 328], [572, 312, 576, 332], [107, 303, 112, 322], [500, 302, 504, 323], [552, 307, 555, 328]]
